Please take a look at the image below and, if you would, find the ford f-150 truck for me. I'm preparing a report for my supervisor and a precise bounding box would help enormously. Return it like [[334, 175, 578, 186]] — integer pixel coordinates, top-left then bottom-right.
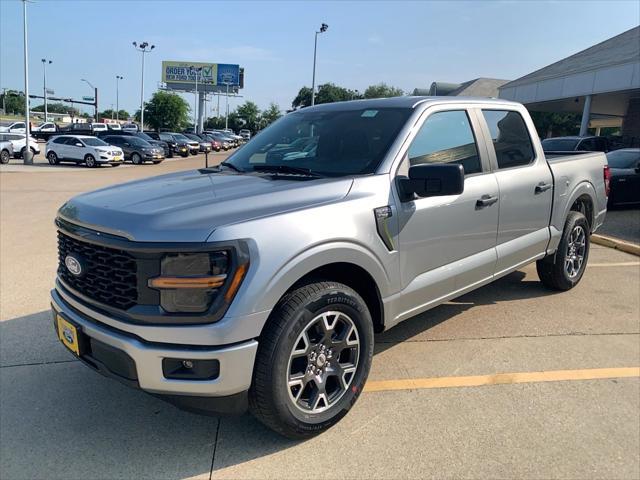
[[51, 97, 609, 438]]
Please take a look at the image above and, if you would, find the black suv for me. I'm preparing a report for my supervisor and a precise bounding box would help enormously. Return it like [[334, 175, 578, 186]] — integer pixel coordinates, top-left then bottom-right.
[[101, 135, 165, 164], [145, 131, 189, 157], [103, 131, 172, 158]]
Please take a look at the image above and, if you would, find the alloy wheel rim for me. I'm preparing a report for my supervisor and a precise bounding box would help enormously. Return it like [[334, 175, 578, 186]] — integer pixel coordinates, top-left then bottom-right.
[[287, 311, 360, 414], [565, 225, 586, 278]]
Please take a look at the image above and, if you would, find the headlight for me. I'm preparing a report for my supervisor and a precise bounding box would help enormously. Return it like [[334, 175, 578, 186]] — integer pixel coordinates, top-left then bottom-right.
[[148, 249, 248, 315]]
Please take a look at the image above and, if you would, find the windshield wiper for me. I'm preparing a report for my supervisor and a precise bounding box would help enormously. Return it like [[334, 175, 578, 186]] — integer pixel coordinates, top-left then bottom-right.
[[252, 164, 324, 177]]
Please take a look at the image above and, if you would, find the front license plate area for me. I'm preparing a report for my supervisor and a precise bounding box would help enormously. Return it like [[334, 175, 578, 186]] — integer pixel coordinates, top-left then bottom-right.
[[56, 314, 85, 356]]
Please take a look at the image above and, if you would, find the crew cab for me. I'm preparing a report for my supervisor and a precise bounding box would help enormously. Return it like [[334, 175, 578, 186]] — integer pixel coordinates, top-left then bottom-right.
[[51, 97, 608, 439]]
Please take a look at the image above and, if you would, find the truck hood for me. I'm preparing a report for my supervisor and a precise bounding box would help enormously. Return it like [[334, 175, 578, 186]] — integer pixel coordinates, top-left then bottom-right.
[[58, 169, 353, 242]]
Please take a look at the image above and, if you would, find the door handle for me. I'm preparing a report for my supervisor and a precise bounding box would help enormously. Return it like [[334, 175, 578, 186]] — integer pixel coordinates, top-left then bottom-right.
[[476, 194, 498, 208], [535, 182, 552, 194]]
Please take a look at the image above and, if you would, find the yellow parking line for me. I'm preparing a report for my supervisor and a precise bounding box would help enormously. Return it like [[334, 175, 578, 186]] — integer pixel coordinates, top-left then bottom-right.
[[588, 262, 640, 267], [364, 367, 640, 393]]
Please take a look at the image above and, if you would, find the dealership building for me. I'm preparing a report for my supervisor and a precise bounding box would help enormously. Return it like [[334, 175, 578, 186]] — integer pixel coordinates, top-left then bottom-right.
[[498, 26, 640, 140]]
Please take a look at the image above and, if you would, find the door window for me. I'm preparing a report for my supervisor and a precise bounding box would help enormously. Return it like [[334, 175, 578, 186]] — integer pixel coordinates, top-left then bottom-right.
[[52, 136, 67, 144], [481, 110, 535, 169], [405, 110, 482, 175]]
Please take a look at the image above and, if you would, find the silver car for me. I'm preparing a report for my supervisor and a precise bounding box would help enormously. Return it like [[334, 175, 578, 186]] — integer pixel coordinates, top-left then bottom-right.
[[51, 97, 608, 438]]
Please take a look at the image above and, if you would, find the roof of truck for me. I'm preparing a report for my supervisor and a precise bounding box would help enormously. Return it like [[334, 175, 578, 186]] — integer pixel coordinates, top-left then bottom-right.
[[299, 96, 521, 112]]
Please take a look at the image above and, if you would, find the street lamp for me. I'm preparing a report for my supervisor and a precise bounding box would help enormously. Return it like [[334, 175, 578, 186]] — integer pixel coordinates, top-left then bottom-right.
[[41, 58, 52, 122], [133, 41, 155, 130], [81, 78, 97, 121], [116, 75, 123, 120], [311, 22, 328, 106], [189, 66, 202, 133]]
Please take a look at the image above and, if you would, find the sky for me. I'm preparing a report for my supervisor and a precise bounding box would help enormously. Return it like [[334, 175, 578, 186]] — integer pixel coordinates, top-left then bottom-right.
[[1, 0, 639, 118]]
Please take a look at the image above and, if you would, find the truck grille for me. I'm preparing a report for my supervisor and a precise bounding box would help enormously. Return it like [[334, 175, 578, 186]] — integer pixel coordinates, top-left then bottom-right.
[[57, 231, 138, 310]]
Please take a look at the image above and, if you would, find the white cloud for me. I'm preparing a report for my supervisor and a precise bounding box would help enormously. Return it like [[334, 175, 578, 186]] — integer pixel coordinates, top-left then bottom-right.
[[368, 35, 383, 45]]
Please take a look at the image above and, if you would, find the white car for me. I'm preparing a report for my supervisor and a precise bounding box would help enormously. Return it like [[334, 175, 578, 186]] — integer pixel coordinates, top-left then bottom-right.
[[0, 132, 40, 158], [122, 123, 139, 132], [106, 123, 122, 131], [45, 135, 123, 168], [0, 121, 27, 134], [90, 123, 108, 133], [32, 122, 57, 133]]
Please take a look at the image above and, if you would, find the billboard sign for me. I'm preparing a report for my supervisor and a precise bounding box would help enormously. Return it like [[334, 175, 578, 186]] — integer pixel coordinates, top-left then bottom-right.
[[161, 61, 241, 92]]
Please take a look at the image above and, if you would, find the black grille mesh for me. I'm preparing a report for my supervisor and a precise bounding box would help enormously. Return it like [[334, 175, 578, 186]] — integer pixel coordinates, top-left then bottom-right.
[[57, 231, 138, 310]]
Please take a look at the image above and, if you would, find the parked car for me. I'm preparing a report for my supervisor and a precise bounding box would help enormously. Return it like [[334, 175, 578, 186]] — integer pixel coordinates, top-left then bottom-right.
[[90, 123, 108, 133], [606, 148, 640, 206], [58, 123, 95, 136], [239, 129, 251, 141], [0, 121, 26, 133], [45, 135, 123, 167], [108, 131, 171, 158], [541, 135, 608, 153], [199, 133, 222, 152], [51, 97, 608, 439], [206, 130, 236, 148], [32, 122, 57, 133], [101, 135, 164, 164], [170, 132, 199, 155], [184, 133, 212, 153], [145, 131, 189, 158], [0, 140, 14, 164], [106, 123, 122, 131], [0, 132, 40, 158], [122, 123, 139, 132]]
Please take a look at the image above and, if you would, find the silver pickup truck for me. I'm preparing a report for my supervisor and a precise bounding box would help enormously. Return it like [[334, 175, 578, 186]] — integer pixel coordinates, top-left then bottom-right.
[[51, 97, 609, 438]]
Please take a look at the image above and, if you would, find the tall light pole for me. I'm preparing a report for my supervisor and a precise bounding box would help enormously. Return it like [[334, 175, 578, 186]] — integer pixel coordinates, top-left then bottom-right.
[[311, 23, 328, 106], [116, 75, 123, 121], [224, 81, 230, 130], [133, 41, 155, 130], [41, 58, 52, 122], [189, 66, 202, 133], [22, 0, 32, 164], [81, 78, 96, 121]]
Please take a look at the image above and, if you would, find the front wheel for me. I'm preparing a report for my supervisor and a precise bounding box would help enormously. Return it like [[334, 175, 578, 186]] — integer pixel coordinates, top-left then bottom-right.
[[249, 281, 374, 439], [47, 151, 59, 165], [0, 149, 10, 164], [131, 153, 143, 165], [537, 211, 590, 291], [84, 155, 97, 168]]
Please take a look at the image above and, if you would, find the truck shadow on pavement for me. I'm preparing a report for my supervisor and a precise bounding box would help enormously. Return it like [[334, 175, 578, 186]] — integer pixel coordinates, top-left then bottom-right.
[[0, 269, 558, 478]]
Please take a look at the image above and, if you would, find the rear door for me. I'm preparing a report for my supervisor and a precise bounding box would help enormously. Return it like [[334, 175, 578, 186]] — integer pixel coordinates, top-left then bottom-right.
[[477, 109, 553, 274], [65, 137, 85, 160], [393, 106, 499, 320]]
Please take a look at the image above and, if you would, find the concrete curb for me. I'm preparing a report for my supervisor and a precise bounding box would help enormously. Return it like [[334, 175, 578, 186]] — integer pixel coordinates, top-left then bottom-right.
[[592, 234, 640, 257]]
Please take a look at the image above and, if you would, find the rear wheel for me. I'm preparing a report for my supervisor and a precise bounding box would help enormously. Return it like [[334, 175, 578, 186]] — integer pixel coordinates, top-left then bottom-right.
[[131, 153, 143, 165], [249, 281, 374, 439], [47, 151, 59, 165], [537, 211, 590, 291], [84, 154, 97, 168], [0, 149, 10, 164]]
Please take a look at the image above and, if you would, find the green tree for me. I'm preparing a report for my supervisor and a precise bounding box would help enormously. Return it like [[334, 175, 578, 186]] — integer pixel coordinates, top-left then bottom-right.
[[236, 101, 260, 132], [261, 102, 282, 127], [364, 83, 404, 99], [142, 91, 190, 130], [99, 109, 130, 120], [1, 90, 26, 115], [33, 102, 79, 116], [292, 86, 313, 109], [529, 111, 581, 138], [292, 84, 362, 109]]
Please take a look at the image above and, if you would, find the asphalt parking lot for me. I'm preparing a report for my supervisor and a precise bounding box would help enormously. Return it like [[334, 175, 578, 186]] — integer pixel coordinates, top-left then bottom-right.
[[1, 156, 639, 480]]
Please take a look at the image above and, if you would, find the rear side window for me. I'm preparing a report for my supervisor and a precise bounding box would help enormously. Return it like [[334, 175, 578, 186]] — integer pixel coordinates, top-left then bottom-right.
[[482, 110, 535, 169], [407, 110, 482, 175], [52, 137, 67, 144]]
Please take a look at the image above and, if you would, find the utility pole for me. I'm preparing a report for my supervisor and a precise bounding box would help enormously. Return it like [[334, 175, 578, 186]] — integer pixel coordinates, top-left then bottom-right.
[[22, 0, 32, 164], [41, 58, 52, 122], [225, 82, 230, 130], [311, 23, 328, 106]]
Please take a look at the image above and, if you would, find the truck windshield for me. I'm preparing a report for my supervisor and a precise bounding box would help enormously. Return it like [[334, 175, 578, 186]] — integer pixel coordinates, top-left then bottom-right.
[[224, 107, 411, 177]]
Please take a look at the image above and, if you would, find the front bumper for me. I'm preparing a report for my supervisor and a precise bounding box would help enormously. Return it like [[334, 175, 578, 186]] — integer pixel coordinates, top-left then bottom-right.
[[50, 288, 258, 409]]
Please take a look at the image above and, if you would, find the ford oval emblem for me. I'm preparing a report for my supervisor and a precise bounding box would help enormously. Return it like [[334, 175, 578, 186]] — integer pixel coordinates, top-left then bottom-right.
[[65, 255, 83, 276]]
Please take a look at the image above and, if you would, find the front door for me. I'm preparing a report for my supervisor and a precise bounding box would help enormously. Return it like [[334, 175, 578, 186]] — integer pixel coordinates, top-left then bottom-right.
[[393, 108, 499, 323]]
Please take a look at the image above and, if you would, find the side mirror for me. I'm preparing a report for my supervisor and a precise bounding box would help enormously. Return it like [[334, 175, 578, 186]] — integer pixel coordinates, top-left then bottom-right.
[[75, 143, 83, 147], [398, 163, 464, 201]]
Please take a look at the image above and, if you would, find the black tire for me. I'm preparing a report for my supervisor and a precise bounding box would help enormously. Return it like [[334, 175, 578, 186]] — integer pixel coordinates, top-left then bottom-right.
[[249, 281, 374, 439], [0, 149, 10, 164], [131, 153, 143, 165], [84, 154, 97, 168], [152, 160, 162, 164], [47, 151, 59, 165], [111, 163, 122, 167], [168, 151, 174, 158], [537, 211, 590, 291], [181, 152, 189, 158]]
